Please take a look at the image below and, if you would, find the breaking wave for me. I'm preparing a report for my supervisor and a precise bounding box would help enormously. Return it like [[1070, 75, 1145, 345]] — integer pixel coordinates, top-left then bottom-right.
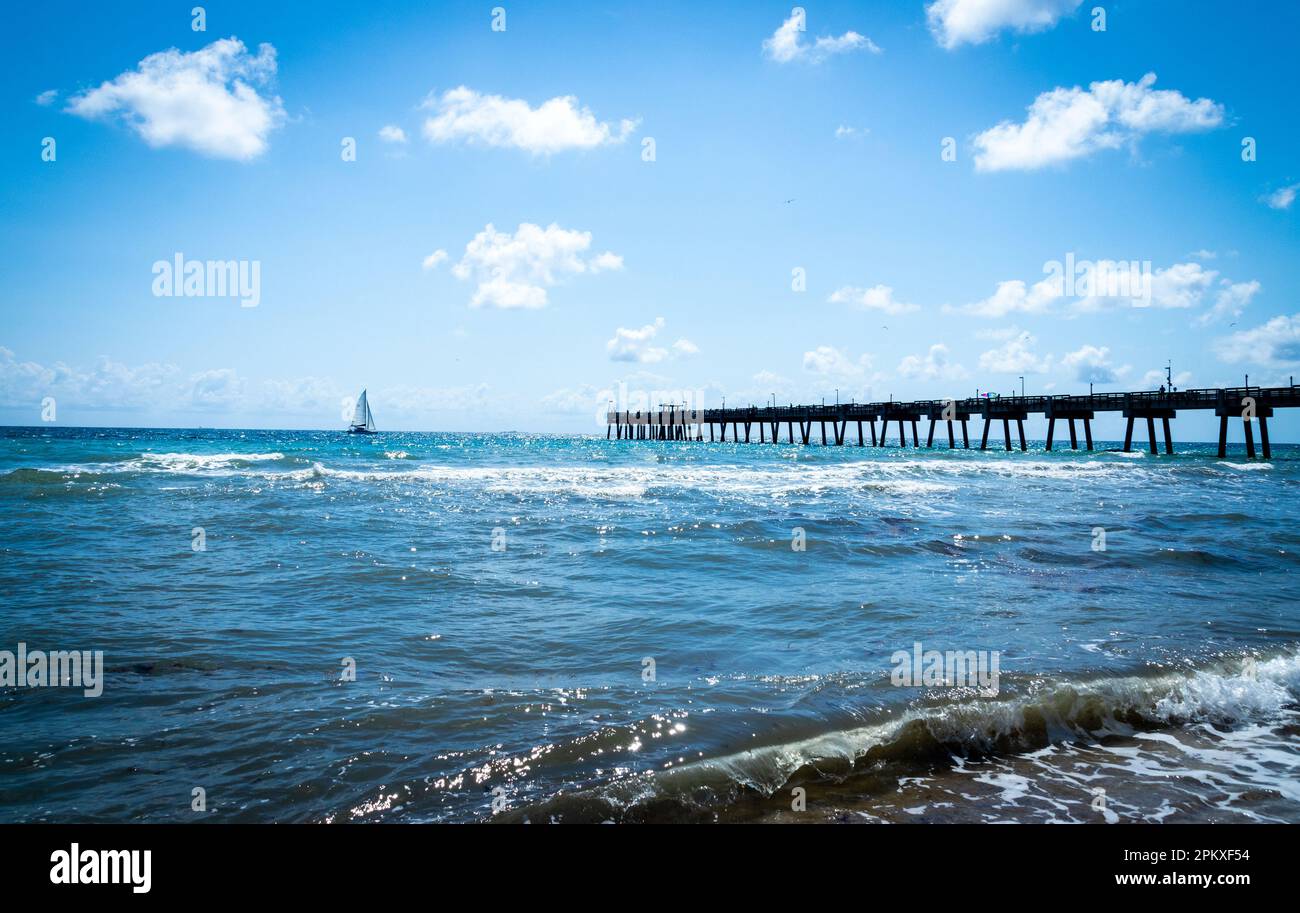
[[500, 649, 1300, 822]]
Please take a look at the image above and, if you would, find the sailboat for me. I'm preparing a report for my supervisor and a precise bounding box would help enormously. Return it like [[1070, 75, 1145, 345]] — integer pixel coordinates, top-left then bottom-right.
[[348, 389, 377, 434]]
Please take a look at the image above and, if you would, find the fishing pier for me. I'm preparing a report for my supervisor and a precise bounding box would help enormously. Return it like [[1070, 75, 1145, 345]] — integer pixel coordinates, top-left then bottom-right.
[[606, 386, 1299, 458]]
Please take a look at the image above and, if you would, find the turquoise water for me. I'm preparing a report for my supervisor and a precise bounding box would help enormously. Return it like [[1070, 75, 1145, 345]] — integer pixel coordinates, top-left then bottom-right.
[[1, 427, 1298, 822]]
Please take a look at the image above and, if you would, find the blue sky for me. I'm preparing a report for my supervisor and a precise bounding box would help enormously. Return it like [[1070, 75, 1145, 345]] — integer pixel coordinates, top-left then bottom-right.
[[2, 0, 1299, 438]]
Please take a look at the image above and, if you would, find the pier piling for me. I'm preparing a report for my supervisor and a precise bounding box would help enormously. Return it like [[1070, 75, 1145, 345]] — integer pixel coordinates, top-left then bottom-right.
[[606, 386, 1294, 461]]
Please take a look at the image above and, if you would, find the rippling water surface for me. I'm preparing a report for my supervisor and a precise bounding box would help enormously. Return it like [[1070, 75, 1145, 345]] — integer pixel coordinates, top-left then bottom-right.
[[1, 427, 1298, 822]]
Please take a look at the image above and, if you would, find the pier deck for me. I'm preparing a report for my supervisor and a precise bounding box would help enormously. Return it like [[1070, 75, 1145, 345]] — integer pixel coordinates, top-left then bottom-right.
[[606, 386, 1299, 459]]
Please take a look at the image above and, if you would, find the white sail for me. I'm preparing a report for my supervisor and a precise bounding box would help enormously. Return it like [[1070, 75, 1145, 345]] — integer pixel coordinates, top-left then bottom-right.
[[351, 390, 369, 428]]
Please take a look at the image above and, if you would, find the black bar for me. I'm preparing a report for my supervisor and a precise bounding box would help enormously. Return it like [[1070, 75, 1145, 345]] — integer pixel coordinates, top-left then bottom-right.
[[0, 823, 1282, 898]]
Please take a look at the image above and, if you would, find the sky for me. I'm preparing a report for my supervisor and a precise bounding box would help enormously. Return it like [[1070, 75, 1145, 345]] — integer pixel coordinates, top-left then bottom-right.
[[2, 0, 1299, 439]]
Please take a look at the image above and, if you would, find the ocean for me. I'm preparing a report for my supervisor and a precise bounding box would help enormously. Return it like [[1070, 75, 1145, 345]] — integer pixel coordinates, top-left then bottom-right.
[[1, 426, 1297, 823]]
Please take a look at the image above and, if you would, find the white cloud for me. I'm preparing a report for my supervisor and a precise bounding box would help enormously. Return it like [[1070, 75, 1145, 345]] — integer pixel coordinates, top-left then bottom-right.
[[0, 346, 53, 404], [1060, 345, 1127, 384], [66, 38, 285, 160], [1195, 279, 1260, 327], [979, 334, 1051, 373], [188, 368, 246, 409], [0, 346, 180, 410], [1144, 262, 1217, 309], [607, 318, 668, 363], [35, 89, 58, 106], [753, 369, 791, 388], [973, 73, 1223, 172], [589, 251, 625, 272], [813, 32, 879, 57], [959, 276, 1061, 317], [803, 345, 873, 377], [378, 124, 407, 143], [897, 344, 967, 381], [0, 347, 274, 414], [763, 10, 880, 63], [449, 222, 622, 309], [422, 87, 637, 154], [926, 0, 1082, 49], [1215, 315, 1300, 367], [0, 345, 495, 422], [1264, 183, 1299, 210], [957, 261, 1255, 319], [834, 125, 866, 139], [422, 249, 448, 270], [828, 284, 920, 315], [605, 319, 698, 363], [1070, 260, 1218, 312], [466, 277, 547, 310]]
